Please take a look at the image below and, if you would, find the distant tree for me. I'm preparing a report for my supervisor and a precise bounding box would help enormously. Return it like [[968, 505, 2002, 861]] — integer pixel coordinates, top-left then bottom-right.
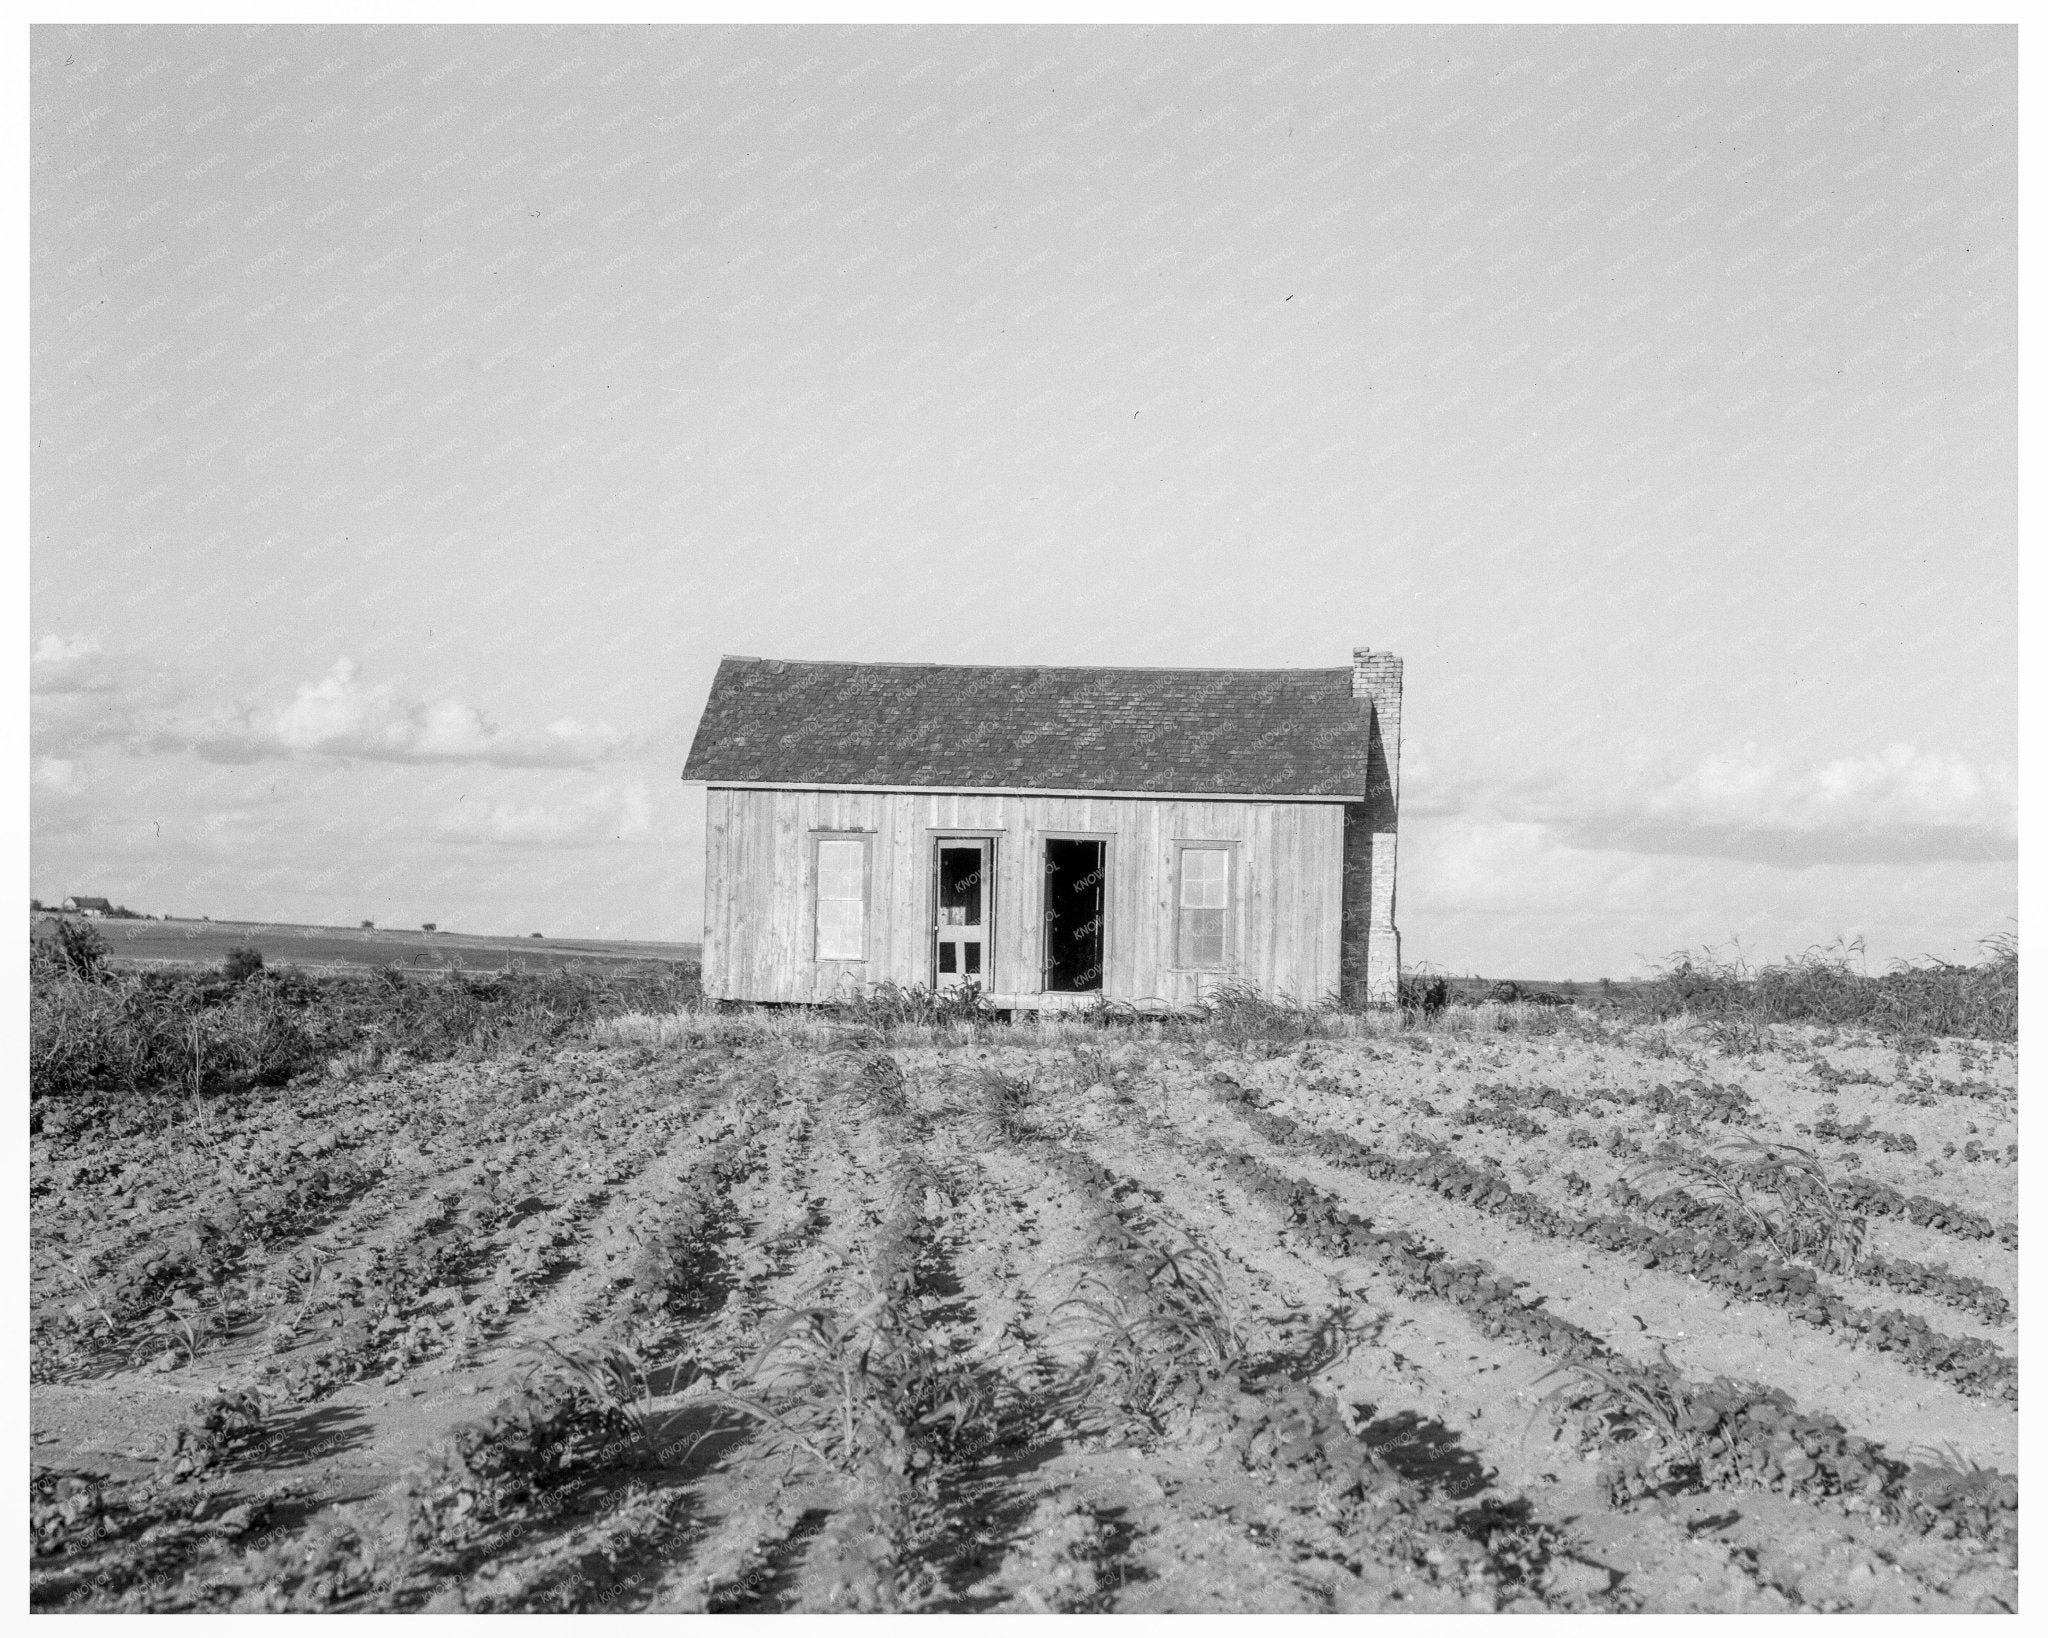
[[360, 920, 375, 930], [422, 923, 438, 933], [30, 898, 44, 912], [222, 945, 264, 982], [531, 932, 544, 939]]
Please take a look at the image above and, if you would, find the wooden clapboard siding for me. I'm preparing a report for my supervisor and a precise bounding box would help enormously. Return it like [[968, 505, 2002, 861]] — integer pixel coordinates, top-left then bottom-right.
[[698, 787, 1344, 1006]]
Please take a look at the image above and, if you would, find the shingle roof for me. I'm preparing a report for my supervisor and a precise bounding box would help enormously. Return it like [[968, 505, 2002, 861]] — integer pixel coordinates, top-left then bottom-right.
[[681, 657, 1370, 797]]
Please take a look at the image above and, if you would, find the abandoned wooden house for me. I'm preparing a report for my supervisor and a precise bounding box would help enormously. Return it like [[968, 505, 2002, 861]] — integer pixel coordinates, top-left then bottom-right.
[[679, 649, 1402, 1011]]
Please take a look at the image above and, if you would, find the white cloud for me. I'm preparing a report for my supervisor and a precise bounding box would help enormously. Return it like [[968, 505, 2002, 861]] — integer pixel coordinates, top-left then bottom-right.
[[433, 782, 654, 848], [31, 757, 87, 797], [1642, 743, 2011, 834], [31, 635, 120, 694], [31, 634, 179, 755], [145, 658, 632, 768], [1413, 741, 2015, 866], [1397, 736, 1491, 819], [1406, 813, 1673, 916], [1555, 743, 2016, 865], [33, 639, 632, 769]]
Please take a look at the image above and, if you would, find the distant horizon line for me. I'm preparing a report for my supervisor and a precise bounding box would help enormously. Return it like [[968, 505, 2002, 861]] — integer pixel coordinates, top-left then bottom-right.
[[29, 906, 700, 949]]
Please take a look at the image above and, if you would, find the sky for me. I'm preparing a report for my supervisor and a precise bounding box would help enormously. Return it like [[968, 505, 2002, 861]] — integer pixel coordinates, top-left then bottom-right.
[[30, 23, 2016, 979]]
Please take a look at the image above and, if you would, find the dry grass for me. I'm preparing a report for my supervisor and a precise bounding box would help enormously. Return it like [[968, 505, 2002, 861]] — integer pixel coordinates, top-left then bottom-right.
[[1629, 935, 2016, 1043], [32, 928, 700, 1110]]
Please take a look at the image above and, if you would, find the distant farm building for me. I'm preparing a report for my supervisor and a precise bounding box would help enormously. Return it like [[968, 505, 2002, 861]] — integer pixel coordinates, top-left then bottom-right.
[[680, 649, 1403, 1011], [62, 896, 114, 917]]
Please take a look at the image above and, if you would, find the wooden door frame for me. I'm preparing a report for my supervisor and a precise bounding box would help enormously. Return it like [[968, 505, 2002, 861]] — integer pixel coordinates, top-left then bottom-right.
[[927, 833, 997, 989], [1037, 830, 1115, 994]]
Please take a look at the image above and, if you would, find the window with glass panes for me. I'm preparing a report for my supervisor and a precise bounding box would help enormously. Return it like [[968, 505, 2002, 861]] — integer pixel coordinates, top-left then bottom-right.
[[813, 835, 869, 960], [1175, 843, 1234, 969]]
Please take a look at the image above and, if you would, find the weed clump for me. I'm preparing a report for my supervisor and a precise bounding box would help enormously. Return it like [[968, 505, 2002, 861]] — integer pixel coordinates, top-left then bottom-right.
[[1399, 972, 1450, 1017], [1184, 978, 1341, 1053], [824, 980, 997, 1033], [36, 917, 112, 982], [1630, 935, 2016, 1042], [30, 945, 701, 1112]]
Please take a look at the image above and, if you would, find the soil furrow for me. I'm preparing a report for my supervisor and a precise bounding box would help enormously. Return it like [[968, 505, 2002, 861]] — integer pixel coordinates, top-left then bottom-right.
[[1258, 1082, 2020, 1346], [1069, 1111, 2008, 1611], [1182, 1081, 2017, 1470], [33, 1012, 2014, 1615]]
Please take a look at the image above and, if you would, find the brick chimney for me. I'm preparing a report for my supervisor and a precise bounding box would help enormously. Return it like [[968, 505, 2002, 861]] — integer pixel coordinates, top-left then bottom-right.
[[1351, 648, 1402, 809], [1341, 648, 1402, 1009]]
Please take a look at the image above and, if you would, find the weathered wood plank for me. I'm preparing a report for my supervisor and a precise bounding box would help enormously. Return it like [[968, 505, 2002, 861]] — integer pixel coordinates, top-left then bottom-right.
[[697, 787, 1348, 1005]]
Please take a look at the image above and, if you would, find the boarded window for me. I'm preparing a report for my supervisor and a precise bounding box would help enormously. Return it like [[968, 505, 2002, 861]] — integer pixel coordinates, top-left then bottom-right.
[[1177, 846, 1231, 970], [815, 837, 867, 960]]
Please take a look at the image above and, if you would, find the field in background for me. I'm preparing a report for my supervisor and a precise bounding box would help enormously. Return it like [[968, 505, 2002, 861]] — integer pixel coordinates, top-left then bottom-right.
[[29, 981, 2017, 1612], [31, 913, 701, 973]]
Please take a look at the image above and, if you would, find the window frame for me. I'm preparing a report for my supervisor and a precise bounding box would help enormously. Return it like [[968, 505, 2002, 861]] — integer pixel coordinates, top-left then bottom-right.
[[810, 829, 874, 963], [1171, 838, 1240, 973]]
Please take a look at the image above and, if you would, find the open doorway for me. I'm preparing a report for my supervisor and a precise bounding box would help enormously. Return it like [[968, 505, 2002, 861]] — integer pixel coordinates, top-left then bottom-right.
[[1043, 838, 1105, 992], [932, 839, 990, 989]]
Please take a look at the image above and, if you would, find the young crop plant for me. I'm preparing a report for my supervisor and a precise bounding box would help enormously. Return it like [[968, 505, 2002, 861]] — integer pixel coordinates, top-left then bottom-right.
[[1631, 1137, 1864, 1272], [397, 1367, 647, 1554], [1529, 1358, 1699, 1499], [616, 1135, 753, 1328], [727, 1243, 994, 1486], [27, 946, 2018, 1613], [826, 980, 996, 1034], [1178, 1117, 2022, 1562], [993, 1493, 1126, 1612], [522, 1340, 678, 1470], [152, 1388, 268, 1482], [1531, 1359, 2017, 1560], [1811, 1108, 1919, 1153], [1207, 1072, 2017, 1402], [1065, 1042, 1132, 1096], [1603, 1167, 2014, 1326], [1056, 1208, 1247, 1440], [967, 1066, 1039, 1148], [710, 1133, 1007, 1613], [839, 1048, 914, 1119], [30, 1464, 280, 1611], [1040, 1151, 1564, 1605], [1831, 1175, 2015, 1249]]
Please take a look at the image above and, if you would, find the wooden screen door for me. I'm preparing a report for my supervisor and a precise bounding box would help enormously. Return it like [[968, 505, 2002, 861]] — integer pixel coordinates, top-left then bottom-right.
[[933, 839, 990, 989]]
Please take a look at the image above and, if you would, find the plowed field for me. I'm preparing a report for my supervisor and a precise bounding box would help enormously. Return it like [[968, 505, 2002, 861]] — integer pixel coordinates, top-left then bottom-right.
[[30, 1006, 2018, 1612]]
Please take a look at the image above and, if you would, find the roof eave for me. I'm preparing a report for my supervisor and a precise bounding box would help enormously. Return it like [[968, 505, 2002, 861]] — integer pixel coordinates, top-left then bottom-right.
[[680, 777, 1359, 804]]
